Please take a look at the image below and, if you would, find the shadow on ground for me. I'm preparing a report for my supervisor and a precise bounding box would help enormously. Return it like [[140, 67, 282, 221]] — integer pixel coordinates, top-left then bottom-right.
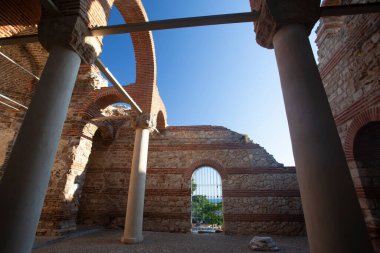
[[33, 228, 309, 253]]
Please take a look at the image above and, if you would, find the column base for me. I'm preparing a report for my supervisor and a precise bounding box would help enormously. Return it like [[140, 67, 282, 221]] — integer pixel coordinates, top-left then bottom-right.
[[121, 235, 143, 244]]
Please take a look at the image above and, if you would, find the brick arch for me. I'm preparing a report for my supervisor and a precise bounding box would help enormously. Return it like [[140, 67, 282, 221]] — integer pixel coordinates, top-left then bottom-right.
[[114, 0, 157, 113], [185, 159, 227, 181], [78, 0, 158, 117], [72, 0, 157, 114], [156, 110, 166, 130], [88, 89, 130, 116], [150, 86, 168, 129], [94, 121, 114, 141], [115, 0, 156, 86], [344, 106, 380, 161], [0, 0, 159, 115], [83, 86, 168, 127]]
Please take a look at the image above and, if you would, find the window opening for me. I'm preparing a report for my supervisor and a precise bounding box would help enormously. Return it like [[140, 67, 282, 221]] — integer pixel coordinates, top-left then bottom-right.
[[191, 166, 223, 233]]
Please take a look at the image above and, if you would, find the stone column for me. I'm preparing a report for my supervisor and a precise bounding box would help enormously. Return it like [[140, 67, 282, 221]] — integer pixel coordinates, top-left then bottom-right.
[[0, 16, 100, 253], [122, 114, 156, 244], [250, 1, 373, 252]]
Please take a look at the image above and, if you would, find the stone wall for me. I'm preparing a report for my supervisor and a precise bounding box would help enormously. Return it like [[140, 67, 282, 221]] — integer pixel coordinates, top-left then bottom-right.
[[0, 0, 167, 236], [0, 0, 307, 238], [317, 0, 380, 249], [317, 2, 380, 145], [79, 125, 305, 235]]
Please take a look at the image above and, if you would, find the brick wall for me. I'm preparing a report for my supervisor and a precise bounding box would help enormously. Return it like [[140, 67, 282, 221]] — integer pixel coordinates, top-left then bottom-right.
[[317, 0, 380, 249], [0, 0, 166, 235], [0, 40, 47, 176], [78, 125, 305, 235]]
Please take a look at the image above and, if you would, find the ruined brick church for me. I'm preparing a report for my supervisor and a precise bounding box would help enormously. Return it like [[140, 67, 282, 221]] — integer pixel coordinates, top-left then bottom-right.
[[0, 1, 379, 253]]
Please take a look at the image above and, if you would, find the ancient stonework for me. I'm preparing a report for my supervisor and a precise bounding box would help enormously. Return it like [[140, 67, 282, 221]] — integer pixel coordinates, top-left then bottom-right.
[[2, 1, 377, 247], [250, 0, 320, 48], [38, 15, 101, 64], [317, 0, 380, 249], [78, 125, 305, 235]]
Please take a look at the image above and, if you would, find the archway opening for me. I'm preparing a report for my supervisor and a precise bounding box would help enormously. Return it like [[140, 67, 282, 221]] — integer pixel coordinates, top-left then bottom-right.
[[354, 122, 380, 166], [77, 101, 133, 227], [191, 166, 223, 233], [353, 121, 380, 250]]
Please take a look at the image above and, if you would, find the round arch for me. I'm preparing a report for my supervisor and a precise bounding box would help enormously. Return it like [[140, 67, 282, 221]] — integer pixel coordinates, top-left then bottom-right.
[[156, 110, 167, 130], [347, 109, 380, 249], [353, 122, 380, 164], [185, 159, 226, 181], [190, 164, 224, 231], [115, 0, 156, 87], [83, 88, 132, 119], [344, 106, 380, 161], [83, 86, 168, 128]]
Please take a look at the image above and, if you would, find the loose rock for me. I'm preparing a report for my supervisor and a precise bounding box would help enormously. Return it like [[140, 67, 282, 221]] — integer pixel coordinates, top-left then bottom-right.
[[249, 236, 279, 251]]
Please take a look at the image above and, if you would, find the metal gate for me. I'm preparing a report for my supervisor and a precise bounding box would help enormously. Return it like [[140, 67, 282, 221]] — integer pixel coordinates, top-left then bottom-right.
[[191, 166, 223, 232]]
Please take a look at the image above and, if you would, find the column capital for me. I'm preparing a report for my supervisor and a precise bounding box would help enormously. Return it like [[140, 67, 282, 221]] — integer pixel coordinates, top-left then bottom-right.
[[38, 15, 101, 64], [131, 113, 157, 131], [250, 0, 320, 49]]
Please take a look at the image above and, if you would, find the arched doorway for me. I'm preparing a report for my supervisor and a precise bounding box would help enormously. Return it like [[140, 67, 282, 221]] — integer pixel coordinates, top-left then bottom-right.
[[353, 121, 380, 250], [354, 122, 380, 165], [191, 166, 223, 233]]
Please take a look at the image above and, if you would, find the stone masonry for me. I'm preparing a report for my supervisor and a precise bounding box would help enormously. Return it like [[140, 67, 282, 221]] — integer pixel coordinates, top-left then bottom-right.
[[79, 125, 305, 235], [2, 0, 378, 246], [317, 0, 380, 250]]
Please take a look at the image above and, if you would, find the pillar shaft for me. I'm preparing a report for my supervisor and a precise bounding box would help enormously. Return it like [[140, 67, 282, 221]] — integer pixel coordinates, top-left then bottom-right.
[[0, 45, 81, 253], [273, 24, 373, 253], [122, 127, 150, 244]]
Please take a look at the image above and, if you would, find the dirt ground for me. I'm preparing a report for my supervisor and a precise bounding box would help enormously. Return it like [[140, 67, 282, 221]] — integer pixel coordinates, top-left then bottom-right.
[[33, 229, 309, 253]]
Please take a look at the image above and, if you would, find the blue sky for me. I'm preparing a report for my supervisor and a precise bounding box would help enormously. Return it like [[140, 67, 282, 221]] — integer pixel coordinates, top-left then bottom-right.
[[100, 1, 319, 166]]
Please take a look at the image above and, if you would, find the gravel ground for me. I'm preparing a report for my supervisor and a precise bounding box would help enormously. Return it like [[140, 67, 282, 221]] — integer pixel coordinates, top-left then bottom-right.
[[33, 229, 309, 253]]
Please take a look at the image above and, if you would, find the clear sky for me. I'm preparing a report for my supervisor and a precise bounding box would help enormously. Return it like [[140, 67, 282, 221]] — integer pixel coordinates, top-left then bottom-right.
[[100, 0, 319, 166]]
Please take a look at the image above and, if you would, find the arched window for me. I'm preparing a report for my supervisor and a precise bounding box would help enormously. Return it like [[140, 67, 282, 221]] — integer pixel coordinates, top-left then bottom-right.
[[353, 122, 380, 166], [191, 166, 223, 233], [353, 121, 380, 245]]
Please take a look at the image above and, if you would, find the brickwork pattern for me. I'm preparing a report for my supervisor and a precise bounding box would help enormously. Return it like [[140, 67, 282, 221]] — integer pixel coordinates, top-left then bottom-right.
[[79, 126, 305, 235], [317, 0, 380, 249], [0, 0, 167, 235]]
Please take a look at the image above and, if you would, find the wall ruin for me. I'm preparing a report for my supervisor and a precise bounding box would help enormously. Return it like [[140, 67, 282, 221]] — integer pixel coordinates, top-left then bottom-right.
[[79, 125, 305, 235], [317, 0, 380, 248]]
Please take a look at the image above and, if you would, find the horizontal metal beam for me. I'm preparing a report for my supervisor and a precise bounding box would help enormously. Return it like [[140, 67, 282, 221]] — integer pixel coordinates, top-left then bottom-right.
[[95, 58, 143, 114], [320, 2, 380, 17], [91, 3, 380, 36], [91, 11, 259, 36], [1, 3, 379, 46], [0, 34, 39, 46]]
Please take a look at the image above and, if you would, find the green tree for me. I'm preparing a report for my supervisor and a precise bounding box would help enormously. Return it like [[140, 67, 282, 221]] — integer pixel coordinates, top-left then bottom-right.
[[191, 178, 197, 194], [191, 195, 223, 225]]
